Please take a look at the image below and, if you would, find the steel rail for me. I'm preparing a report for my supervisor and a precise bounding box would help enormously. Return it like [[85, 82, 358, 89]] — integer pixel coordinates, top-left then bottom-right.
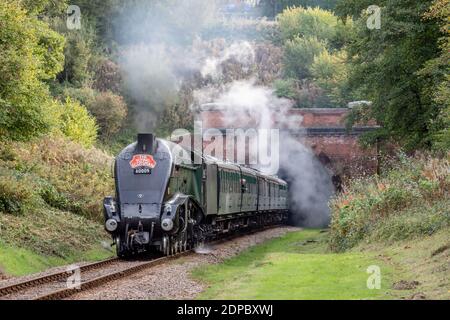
[[1, 223, 284, 300], [35, 224, 284, 300], [34, 251, 192, 300], [0, 257, 119, 298]]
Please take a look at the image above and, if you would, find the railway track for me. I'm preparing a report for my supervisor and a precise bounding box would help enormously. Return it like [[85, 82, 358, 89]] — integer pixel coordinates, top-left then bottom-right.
[[0, 257, 119, 299], [0, 225, 282, 300], [0, 251, 191, 300], [35, 251, 192, 300]]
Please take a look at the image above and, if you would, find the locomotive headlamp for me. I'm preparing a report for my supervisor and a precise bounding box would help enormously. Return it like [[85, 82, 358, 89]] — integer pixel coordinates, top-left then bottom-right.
[[105, 219, 118, 232], [161, 218, 174, 232]]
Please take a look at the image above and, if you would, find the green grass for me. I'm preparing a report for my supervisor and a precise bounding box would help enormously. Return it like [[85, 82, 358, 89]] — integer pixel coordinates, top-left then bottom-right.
[[0, 241, 113, 277], [192, 230, 394, 300], [356, 228, 450, 300]]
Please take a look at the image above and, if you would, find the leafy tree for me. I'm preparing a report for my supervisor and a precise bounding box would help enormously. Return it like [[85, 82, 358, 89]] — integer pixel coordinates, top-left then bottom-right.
[[259, 0, 338, 17], [278, 6, 339, 42], [276, 6, 354, 107], [420, 0, 450, 151], [283, 36, 327, 79], [0, 0, 65, 140], [57, 98, 98, 147], [309, 50, 351, 105], [56, 24, 96, 87], [338, 0, 444, 150], [86, 91, 128, 138]]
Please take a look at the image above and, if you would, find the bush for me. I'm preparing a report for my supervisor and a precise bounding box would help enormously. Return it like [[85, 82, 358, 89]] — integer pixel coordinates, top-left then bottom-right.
[[0, 1, 65, 141], [87, 91, 128, 138], [0, 173, 34, 216], [58, 99, 98, 148], [275, 78, 333, 108], [274, 79, 298, 99], [90, 56, 123, 93], [283, 36, 327, 79], [61, 86, 96, 107], [329, 155, 450, 252], [38, 182, 70, 211], [277, 6, 339, 42], [0, 136, 114, 221]]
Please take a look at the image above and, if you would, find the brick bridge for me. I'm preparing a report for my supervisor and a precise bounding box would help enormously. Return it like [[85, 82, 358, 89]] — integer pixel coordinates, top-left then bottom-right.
[[198, 106, 380, 179]]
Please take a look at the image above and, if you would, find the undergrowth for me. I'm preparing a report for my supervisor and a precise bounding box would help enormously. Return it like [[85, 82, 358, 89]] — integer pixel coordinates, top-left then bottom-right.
[[0, 135, 114, 221], [0, 135, 114, 261], [329, 154, 450, 252]]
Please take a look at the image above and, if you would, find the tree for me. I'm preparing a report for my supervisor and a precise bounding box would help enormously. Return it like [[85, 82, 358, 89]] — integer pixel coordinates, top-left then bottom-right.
[[420, 0, 450, 151], [276, 5, 354, 107], [283, 36, 327, 79], [277, 6, 339, 42], [259, 0, 338, 17], [310, 50, 351, 105], [338, 0, 444, 150], [0, 0, 65, 140], [57, 98, 98, 148]]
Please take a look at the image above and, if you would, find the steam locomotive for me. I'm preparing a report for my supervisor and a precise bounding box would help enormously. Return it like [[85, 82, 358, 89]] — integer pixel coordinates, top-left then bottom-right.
[[103, 134, 289, 257]]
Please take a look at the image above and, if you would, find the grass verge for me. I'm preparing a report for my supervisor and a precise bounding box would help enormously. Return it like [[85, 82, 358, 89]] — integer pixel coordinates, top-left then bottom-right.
[[192, 230, 394, 300], [192, 228, 449, 300], [0, 241, 113, 277], [0, 136, 115, 277]]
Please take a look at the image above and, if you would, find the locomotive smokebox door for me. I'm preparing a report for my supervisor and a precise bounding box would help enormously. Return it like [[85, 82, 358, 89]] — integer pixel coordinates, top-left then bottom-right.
[[137, 133, 156, 154]]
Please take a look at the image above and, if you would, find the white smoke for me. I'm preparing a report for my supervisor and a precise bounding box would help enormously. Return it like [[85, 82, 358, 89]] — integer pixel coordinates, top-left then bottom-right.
[[195, 78, 333, 228], [116, 2, 333, 227], [121, 44, 181, 131], [201, 41, 255, 79]]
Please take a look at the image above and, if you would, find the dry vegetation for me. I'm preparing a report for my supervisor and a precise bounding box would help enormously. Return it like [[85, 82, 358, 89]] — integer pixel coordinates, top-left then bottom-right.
[[0, 135, 114, 259], [329, 154, 450, 252]]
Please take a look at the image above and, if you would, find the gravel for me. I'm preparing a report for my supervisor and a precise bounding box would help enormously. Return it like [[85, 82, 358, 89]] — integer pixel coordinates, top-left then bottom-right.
[[69, 226, 300, 300]]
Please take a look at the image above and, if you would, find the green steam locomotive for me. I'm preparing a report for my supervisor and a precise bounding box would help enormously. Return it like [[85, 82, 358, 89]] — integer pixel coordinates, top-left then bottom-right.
[[103, 134, 289, 257]]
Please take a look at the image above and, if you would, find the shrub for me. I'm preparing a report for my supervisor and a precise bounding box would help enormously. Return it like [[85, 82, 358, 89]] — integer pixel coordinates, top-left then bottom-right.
[[38, 182, 70, 211], [87, 91, 128, 138], [0, 173, 35, 216], [90, 56, 123, 93], [274, 79, 298, 99], [0, 1, 65, 141], [58, 99, 98, 148], [277, 6, 339, 42], [309, 50, 350, 106], [283, 36, 327, 79], [0, 136, 114, 221], [61, 86, 96, 107], [329, 155, 450, 252]]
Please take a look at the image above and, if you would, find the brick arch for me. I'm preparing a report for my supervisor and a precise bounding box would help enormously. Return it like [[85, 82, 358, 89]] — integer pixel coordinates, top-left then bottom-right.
[[198, 106, 380, 179]]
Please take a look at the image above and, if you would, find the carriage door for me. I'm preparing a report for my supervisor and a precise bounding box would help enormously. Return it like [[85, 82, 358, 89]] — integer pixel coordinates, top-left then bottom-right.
[[206, 164, 218, 215]]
